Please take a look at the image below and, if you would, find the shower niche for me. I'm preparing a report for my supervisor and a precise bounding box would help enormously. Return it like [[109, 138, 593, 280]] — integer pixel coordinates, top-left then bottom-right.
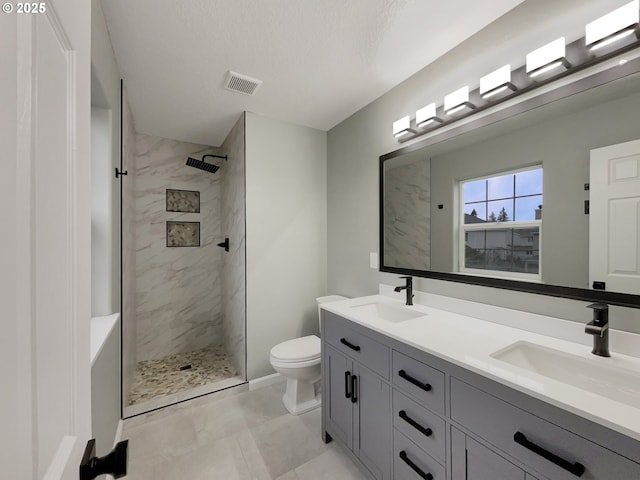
[[120, 105, 246, 416]]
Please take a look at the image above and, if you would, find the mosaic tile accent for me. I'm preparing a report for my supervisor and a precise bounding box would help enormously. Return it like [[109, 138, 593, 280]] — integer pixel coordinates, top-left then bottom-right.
[[166, 188, 200, 213], [128, 345, 238, 405], [166, 221, 200, 247]]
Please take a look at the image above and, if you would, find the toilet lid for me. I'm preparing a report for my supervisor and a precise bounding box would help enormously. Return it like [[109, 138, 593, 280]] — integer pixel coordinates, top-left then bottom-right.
[[270, 335, 320, 363]]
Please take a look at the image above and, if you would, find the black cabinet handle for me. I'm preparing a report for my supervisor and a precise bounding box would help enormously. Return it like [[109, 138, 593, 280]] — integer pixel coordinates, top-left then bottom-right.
[[340, 338, 361, 352], [399, 410, 432, 437], [398, 370, 432, 392], [514, 432, 585, 477], [399, 451, 433, 480], [351, 375, 358, 403], [344, 371, 351, 399]]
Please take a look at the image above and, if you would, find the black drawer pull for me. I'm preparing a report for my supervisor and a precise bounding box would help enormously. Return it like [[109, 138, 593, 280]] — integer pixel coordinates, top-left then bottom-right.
[[344, 371, 351, 399], [351, 375, 358, 403], [340, 338, 361, 351], [514, 432, 585, 477], [399, 451, 433, 480], [398, 370, 432, 392], [399, 410, 432, 437]]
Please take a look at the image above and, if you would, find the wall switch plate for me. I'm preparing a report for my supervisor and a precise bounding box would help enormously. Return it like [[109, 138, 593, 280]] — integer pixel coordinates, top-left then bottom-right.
[[370, 252, 378, 269]]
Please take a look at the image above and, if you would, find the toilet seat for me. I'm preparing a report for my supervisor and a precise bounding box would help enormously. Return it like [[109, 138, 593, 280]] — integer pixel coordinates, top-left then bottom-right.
[[270, 335, 320, 363]]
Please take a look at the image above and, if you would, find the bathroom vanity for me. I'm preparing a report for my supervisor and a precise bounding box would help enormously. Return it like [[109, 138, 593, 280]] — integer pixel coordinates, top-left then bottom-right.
[[320, 295, 640, 480]]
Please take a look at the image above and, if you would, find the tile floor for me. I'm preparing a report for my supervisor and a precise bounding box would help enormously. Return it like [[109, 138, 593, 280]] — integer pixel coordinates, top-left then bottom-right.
[[122, 382, 367, 479], [128, 345, 238, 405]]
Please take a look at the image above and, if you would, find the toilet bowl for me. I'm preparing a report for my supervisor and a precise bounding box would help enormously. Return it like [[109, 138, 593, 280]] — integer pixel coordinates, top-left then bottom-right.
[[269, 295, 347, 415]]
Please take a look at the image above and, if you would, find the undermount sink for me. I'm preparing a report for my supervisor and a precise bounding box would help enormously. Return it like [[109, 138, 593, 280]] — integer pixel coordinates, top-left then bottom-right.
[[491, 341, 640, 408], [349, 301, 426, 323]]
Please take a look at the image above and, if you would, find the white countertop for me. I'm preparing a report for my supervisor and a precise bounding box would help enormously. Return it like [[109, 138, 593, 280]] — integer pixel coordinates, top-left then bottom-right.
[[322, 294, 640, 442]]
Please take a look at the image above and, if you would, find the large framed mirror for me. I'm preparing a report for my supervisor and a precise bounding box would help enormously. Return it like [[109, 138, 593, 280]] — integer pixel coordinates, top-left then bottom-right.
[[380, 52, 640, 308]]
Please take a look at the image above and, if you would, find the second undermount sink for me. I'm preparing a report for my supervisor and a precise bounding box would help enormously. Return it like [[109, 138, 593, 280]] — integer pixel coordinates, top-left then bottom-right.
[[491, 341, 640, 408], [349, 301, 426, 323]]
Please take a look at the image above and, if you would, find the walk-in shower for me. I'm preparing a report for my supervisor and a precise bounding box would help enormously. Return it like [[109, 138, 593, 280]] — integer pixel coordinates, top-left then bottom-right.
[[119, 86, 246, 416]]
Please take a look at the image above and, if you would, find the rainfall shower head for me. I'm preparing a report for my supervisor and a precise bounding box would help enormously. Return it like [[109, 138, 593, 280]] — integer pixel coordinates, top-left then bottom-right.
[[185, 154, 227, 173]]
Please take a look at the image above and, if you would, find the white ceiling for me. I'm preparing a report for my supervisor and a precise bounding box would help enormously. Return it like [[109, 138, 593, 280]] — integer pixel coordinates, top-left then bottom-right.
[[100, 0, 524, 146]]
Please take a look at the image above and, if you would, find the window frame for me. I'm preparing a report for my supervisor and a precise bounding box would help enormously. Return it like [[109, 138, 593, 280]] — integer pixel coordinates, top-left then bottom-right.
[[458, 166, 543, 282]]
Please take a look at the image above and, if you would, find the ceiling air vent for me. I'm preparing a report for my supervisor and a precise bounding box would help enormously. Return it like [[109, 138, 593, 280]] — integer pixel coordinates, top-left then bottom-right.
[[224, 71, 262, 96]]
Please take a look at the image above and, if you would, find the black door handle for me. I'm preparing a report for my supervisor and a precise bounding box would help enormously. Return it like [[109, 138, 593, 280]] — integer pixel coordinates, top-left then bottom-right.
[[340, 338, 361, 351], [398, 369, 432, 392], [399, 410, 432, 437], [344, 371, 351, 399], [399, 451, 433, 480], [351, 375, 358, 403], [80, 439, 128, 480], [514, 432, 585, 477]]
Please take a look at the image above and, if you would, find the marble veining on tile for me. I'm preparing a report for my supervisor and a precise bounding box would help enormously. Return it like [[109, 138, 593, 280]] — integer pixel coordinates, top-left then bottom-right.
[[221, 114, 246, 379], [135, 133, 224, 362], [128, 345, 238, 405], [384, 158, 431, 270]]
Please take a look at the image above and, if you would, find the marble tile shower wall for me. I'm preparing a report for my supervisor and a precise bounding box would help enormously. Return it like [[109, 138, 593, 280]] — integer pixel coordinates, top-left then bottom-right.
[[134, 134, 224, 362], [221, 114, 246, 379], [122, 88, 137, 402], [384, 159, 431, 270]]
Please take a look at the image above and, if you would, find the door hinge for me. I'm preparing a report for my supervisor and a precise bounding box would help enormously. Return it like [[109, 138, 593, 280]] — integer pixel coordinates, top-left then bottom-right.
[[584, 200, 589, 214], [80, 439, 128, 480], [115, 168, 128, 178], [593, 281, 606, 290]]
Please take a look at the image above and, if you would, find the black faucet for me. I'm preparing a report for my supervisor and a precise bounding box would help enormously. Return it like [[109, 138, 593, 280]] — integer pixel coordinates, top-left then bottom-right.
[[585, 303, 610, 357], [394, 276, 414, 306]]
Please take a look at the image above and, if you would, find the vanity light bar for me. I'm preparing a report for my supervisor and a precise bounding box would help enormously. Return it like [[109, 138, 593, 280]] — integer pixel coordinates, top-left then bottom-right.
[[526, 37, 570, 78], [480, 64, 516, 99], [444, 86, 475, 115], [392, 116, 415, 138], [586, 0, 639, 51], [416, 103, 442, 128], [392, 2, 640, 142]]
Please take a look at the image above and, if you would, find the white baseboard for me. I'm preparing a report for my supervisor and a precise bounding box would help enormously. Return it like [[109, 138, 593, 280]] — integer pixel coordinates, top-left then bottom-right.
[[249, 373, 284, 391]]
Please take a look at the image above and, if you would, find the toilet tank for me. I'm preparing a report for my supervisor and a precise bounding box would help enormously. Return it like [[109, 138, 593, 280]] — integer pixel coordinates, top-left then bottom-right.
[[316, 295, 348, 330]]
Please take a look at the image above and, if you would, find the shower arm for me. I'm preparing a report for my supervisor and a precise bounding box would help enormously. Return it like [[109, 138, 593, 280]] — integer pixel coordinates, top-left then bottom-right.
[[202, 154, 228, 161]]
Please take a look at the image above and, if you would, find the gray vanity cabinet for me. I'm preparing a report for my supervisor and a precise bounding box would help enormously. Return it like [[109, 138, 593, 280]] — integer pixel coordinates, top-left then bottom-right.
[[451, 427, 527, 480], [323, 314, 392, 480], [321, 309, 640, 480]]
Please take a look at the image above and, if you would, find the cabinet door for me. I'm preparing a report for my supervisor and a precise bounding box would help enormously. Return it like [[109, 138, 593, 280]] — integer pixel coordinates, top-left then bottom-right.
[[325, 345, 353, 449], [451, 427, 525, 480], [354, 364, 392, 480]]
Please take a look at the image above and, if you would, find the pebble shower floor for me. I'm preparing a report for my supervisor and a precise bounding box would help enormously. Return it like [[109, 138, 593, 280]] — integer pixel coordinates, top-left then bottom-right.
[[128, 345, 237, 405]]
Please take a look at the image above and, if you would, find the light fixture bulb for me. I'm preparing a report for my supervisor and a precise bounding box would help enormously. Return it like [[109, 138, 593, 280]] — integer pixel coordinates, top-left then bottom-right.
[[526, 38, 569, 78], [416, 103, 442, 128], [392, 115, 415, 139], [586, 0, 639, 50], [480, 65, 516, 99], [444, 86, 475, 115]]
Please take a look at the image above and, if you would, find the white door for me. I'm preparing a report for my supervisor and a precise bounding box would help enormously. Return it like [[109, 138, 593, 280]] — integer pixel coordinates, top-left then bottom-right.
[[590, 139, 640, 295], [1, 1, 92, 479]]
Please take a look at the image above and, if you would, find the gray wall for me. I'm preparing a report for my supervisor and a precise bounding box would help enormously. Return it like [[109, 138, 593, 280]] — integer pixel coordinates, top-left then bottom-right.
[[91, 0, 122, 315], [245, 112, 327, 380], [134, 134, 224, 362], [327, 0, 640, 333], [430, 90, 640, 288], [221, 114, 246, 379]]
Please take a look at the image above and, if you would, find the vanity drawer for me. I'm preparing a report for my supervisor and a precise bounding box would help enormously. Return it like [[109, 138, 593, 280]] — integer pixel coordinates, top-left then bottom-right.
[[450, 378, 640, 480], [323, 312, 390, 379], [392, 351, 445, 415], [394, 429, 445, 480], [393, 390, 446, 463]]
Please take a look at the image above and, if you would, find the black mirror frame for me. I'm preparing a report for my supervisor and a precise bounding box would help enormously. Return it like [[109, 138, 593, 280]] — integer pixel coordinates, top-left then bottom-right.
[[380, 53, 640, 309]]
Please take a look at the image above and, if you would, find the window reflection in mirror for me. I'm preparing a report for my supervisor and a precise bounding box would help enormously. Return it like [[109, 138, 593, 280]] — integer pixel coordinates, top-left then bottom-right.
[[460, 167, 542, 280]]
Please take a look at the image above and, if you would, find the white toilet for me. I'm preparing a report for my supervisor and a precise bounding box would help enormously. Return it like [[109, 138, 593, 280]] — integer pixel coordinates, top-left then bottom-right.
[[269, 295, 347, 415]]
